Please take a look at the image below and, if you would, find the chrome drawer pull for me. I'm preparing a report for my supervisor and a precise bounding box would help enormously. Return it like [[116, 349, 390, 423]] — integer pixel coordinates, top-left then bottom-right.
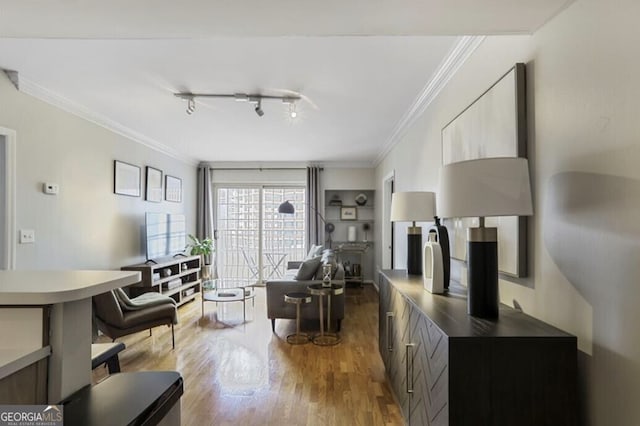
[[406, 343, 415, 394]]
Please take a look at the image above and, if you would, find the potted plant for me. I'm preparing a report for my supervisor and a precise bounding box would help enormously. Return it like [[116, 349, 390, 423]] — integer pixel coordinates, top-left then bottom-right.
[[186, 234, 214, 279]]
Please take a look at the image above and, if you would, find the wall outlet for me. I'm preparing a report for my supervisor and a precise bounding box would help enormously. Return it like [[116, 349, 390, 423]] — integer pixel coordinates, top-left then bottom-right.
[[20, 229, 35, 244], [43, 183, 59, 195]]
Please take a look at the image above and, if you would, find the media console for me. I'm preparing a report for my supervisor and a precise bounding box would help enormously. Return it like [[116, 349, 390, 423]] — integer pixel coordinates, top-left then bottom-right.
[[122, 255, 202, 307]]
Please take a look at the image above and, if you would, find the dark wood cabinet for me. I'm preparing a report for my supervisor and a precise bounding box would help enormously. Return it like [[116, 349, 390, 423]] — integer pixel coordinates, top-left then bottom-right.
[[378, 270, 577, 426]]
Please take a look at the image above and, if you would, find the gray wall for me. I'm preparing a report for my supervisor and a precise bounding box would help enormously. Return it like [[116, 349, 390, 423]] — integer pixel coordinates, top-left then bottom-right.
[[0, 73, 197, 270], [375, 0, 640, 424]]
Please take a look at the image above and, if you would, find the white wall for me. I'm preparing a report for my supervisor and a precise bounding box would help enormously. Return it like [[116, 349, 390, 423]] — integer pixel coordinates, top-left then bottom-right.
[[322, 167, 375, 190], [376, 0, 640, 423], [0, 73, 197, 270]]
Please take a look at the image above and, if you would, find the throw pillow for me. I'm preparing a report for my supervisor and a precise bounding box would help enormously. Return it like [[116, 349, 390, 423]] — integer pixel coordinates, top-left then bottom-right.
[[295, 256, 322, 280], [305, 244, 324, 260]]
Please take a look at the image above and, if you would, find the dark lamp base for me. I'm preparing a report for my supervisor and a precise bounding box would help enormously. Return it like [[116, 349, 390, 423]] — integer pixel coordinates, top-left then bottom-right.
[[467, 238, 499, 318], [407, 232, 422, 275]]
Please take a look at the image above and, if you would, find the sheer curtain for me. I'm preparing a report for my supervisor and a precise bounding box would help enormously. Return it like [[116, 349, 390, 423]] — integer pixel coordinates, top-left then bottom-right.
[[196, 163, 215, 277], [306, 166, 322, 248]]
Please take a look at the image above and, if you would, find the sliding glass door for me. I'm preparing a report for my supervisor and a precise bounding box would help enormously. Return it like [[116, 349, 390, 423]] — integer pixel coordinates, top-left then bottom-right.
[[216, 186, 306, 283]]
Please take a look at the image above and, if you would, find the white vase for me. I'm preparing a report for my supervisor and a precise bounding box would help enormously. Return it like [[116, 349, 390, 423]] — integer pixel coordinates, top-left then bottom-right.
[[423, 241, 444, 294], [347, 226, 357, 242]]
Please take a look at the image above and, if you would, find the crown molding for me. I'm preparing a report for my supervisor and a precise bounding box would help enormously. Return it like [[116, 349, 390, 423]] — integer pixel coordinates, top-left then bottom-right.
[[17, 77, 199, 166], [374, 35, 485, 166]]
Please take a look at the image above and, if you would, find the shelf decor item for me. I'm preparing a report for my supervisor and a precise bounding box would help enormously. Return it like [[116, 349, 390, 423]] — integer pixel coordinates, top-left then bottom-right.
[[145, 166, 163, 202], [347, 225, 357, 242], [438, 157, 533, 318], [354, 193, 368, 206], [362, 223, 370, 242], [340, 206, 357, 220], [113, 160, 141, 197]]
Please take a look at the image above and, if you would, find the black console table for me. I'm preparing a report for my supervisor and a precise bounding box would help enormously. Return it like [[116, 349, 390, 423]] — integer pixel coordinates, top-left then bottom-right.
[[378, 270, 577, 426]]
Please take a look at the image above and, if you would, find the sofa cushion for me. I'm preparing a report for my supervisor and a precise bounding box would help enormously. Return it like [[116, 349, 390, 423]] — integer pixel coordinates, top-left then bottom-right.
[[305, 244, 324, 260], [295, 256, 322, 280]]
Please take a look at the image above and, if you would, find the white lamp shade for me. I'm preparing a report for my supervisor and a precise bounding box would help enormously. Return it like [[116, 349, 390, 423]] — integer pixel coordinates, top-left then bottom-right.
[[437, 157, 533, 218], [390, 191, 436, 222]]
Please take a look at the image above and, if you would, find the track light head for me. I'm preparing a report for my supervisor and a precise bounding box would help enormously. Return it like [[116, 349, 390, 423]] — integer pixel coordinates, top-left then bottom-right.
[[254, 99, 264, 117], [282, 97, 298, 119], [186, 97, 195, 115]]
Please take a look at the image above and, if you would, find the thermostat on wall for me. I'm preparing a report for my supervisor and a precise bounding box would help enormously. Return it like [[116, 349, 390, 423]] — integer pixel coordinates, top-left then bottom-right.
[[43, 183, 59, 195]]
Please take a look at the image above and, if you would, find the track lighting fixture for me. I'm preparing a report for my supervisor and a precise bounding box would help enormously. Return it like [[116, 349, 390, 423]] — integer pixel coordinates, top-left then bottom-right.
[[254, 99, 264, 117], [186, 97, 195, 115], [175, 92, 301, 118]]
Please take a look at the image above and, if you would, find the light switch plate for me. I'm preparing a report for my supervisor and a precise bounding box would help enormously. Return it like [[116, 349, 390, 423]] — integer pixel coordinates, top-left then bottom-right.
[[43, 183, 59, 195], [19, 229, 35, 244]]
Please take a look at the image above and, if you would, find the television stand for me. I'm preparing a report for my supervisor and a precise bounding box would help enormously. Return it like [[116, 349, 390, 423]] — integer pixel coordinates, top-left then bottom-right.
[[122, 255, 202, 307]]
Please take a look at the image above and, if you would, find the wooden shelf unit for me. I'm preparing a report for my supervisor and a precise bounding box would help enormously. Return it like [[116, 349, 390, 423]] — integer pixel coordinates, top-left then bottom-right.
[[324, 189, 375, 283], [122, 255, 202, 307]]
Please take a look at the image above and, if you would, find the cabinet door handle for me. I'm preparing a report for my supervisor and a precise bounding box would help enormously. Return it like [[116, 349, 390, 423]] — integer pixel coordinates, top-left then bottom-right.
[[386, 312, 394, 351], [406, 343, 415, 394]]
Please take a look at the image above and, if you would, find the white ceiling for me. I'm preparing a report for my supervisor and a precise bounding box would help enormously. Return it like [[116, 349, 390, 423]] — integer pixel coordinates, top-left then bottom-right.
[[0, 0, 573, 165]]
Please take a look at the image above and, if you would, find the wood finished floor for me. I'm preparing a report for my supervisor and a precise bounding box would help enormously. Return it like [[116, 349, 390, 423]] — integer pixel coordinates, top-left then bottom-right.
[[94, 284, 403, 426]]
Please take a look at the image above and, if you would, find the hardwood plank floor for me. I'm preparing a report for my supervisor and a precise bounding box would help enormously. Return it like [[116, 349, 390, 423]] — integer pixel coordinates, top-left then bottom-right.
[[94, 284, 403, 426]]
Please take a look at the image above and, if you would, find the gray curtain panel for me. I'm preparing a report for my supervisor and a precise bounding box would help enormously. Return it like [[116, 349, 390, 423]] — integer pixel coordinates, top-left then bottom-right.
[[196, 163, 215, 273], [306, 166, 322, 248]]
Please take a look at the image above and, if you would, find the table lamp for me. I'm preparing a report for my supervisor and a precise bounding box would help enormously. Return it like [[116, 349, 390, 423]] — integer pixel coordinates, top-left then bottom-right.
[[438, 157, 533, 318], [390, 191, 436, 275]]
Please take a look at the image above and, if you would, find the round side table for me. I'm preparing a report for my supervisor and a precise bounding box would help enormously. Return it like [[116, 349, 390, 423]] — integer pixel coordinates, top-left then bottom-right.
[[308, 283, 344, 346], [284, 292, 312, 344]]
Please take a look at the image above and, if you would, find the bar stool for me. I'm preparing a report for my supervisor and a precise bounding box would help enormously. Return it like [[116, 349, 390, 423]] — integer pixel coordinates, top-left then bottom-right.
[[307, 283, 344, 346], [284, 292, 312, 344]]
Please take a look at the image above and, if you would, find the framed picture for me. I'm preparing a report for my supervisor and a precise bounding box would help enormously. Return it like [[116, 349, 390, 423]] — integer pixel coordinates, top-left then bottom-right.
[[441, 63, 527, 277], [340, 206, 357, 221], [113, 160, 141, 197], [145, 166, 163, 202], [165, 175, 182, 203]]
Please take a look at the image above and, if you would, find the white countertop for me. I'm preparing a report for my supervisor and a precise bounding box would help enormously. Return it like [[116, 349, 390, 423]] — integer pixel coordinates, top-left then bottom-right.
[[0, 270, 141, 305]]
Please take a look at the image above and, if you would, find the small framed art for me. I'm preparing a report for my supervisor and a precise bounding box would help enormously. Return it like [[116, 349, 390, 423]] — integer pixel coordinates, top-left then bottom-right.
[[340, 206, 357, 221], [145, 166, 163, 202], [114, 160, 141, 197], [165, 175, 182, 203]]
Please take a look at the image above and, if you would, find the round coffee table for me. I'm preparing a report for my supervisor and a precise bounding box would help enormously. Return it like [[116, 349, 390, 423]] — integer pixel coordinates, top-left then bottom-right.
[[201, 279, 256, 322], [307, 283, 344, 346]]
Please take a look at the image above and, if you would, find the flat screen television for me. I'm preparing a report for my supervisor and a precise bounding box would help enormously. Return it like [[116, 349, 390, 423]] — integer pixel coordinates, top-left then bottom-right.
[[145, 212, 186, 261]]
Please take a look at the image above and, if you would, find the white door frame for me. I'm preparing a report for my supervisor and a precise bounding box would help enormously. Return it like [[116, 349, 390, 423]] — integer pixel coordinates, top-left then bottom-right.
[[381, 170, 395, 270], [0, 127, 16, 270]]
